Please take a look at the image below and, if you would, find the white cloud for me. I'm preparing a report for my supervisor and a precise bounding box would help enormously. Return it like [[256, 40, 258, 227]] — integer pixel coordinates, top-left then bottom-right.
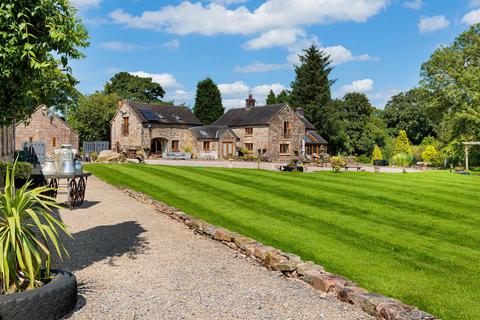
[[165, 89, 194, 105], [218, 81, 249, 97], [130, 71, 182, 89], [243, 29, 306, 50], [218, 81, 286, 108], [207, 0, 247, 5], [322, 45, 377, 65], [99, 41, 146, 51], [71, 0, 101, 9], [337, 79, 374, 96], [287, 44, 376, 66], [161, 39, 181, 50], [418, 15, 450, 33], [252, 83, 285, 97], [234, 62, 287, 73], [403, 0, 423, 10], [368, 87, 402, 108], [109, 0, 388, 35], [462, 9, 480, 25]]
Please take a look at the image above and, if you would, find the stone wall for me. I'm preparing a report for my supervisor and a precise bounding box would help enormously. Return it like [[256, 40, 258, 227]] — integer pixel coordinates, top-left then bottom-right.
[[111, 101, 199, 155], [15, 108, 79, 156], [111, 101, 144, 151], [268, 106, 305, 161], [230, 106, 305, 162], [0, 126, 14, 162]]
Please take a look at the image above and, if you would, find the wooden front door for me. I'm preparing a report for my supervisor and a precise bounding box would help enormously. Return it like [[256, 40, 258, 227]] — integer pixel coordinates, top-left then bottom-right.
[[222, 142, 234, 158]]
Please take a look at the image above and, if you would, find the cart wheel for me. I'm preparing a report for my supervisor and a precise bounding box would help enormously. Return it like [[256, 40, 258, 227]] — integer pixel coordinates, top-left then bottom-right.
[[77, 177, 86, 205], [68, 179, 78, 208], [48, 179, 58, 198]]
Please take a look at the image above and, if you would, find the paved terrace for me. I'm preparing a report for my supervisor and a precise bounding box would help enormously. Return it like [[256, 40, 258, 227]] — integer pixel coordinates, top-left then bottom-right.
[[57, 176, 372, 320]]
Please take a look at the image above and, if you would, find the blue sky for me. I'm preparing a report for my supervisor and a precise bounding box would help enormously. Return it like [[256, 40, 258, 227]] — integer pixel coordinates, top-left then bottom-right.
[[70, 0, 480, 109]]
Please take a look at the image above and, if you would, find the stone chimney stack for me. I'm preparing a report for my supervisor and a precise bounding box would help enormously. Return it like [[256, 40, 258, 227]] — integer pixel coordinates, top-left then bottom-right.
[[296, 108, 304, 117], [246, 94, 256, 110]]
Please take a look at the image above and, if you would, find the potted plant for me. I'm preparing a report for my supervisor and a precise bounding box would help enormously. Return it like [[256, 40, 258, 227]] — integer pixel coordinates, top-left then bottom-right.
[[0, 163, 77, 319]]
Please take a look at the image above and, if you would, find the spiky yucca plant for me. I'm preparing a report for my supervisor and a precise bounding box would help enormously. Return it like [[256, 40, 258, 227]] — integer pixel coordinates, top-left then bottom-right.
[[0, 162, 71, 293]]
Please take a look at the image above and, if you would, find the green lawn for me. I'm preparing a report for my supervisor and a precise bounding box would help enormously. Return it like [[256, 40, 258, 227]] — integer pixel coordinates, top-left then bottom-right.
[[86, 164, 480, 320]]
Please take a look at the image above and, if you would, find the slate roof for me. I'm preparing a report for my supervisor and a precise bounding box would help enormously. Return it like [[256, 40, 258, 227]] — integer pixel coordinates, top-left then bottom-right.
[[213, 104, 287, 127], [305, 131, 328, 144], [127, 101, 202, 126], [190, 125, 239, 140], [299, 115, 316, 130]]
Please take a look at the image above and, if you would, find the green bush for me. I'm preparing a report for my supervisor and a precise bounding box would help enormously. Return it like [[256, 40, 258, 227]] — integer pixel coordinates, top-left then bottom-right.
[[422, 145, 443, 166], [0, 162, 32, 183], [357, 154, 371, 164], [392, 153, 414, 167], [0, 163, 70, 293], [372, 145, 383, 161], [331, 156, 346, 172]]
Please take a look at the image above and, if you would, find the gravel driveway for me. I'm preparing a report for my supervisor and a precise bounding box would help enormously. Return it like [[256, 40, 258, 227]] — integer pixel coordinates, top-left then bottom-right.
[[56, 176, 371, 320]]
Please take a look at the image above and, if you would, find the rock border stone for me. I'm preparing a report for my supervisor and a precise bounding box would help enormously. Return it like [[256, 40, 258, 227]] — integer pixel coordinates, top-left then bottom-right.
[[124, 189, 437, 320]]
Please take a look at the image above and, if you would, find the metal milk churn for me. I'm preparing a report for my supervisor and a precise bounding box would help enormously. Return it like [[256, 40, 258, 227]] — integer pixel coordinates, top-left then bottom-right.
[[60, 145, 75, 175], [41, 158, 57, 176], [74, 159, 83, 175]]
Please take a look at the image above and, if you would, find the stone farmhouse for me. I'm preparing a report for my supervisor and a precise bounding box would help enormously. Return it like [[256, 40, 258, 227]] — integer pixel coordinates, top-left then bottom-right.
[[111, 97, 328, 161], [0, 126, 14, 162], [15, 106, 80, 156], [213, 95, 328, 161], [111, 100, 203, 158]]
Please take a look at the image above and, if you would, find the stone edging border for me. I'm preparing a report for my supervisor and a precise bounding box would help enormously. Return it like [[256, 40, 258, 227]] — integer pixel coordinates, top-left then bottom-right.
[[124, 188, 437, 320]]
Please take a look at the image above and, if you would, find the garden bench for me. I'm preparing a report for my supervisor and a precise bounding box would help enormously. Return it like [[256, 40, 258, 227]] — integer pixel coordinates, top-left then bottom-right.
[[345, 166, 362, 172]]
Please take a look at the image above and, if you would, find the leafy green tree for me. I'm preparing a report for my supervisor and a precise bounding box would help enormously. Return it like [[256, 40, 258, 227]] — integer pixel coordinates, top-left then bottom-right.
[[0, 0, 89, 126], [104, 72, 165, 103], [67, 92, 119, 142], [290, 45, 335, 135], [382, 88, 436, 144], [394, 130, 412, 155], [420, 24, 480, 164], [276, 90, 290, 103], [193, 78, 224, 125], [372, 145, 383, 161], [266, 90, 277, 105]]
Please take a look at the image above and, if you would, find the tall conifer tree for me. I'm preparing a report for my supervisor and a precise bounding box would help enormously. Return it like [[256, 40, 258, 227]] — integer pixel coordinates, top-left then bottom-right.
[[289, 45, 335, 135], [193, 78, 224, 125]]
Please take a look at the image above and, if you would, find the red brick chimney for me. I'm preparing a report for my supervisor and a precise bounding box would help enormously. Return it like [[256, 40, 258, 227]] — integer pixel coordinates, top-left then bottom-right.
[[246, 94, 256, 110]]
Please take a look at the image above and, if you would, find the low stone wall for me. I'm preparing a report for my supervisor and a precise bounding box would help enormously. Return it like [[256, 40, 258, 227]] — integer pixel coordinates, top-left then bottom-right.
[[124, 189, 437, 320]]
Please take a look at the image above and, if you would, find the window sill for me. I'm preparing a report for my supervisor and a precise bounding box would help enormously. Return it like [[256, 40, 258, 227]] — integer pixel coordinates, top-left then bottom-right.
[[279, 153, 290, 156]]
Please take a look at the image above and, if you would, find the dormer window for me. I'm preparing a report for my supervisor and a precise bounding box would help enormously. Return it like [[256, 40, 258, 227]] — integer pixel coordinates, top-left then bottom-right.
[[245, 128, 253, 136]]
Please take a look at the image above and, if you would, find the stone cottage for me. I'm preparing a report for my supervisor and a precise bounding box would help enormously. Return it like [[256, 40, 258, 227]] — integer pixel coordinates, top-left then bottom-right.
[[15, 106, 80, 156], [0, 126, 14, 162], [189, 125, 239, 160], [111, 100, 202, 158], [213, 95, 328, 161]]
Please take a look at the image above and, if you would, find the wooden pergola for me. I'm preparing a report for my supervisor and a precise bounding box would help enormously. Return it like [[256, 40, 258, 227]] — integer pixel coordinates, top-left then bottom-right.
[[463, 142, 480, 171]]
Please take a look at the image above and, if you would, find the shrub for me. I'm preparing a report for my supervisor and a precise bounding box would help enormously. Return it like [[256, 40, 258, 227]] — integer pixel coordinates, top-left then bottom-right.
[[422, 145, 443, 166], [372, 145, 383, 161], [331, 156, 346, 172], [392, 153, 414, 167], [0, 163, 70, 293], [183, 145, 193, 153], [357, 154, 371, 164], [394, 130, 412, 155], [0, 162, 33, 187]]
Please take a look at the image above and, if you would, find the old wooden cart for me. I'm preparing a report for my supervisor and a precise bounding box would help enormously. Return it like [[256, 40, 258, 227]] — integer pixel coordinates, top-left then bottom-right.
[[36, 172, 92, 208]]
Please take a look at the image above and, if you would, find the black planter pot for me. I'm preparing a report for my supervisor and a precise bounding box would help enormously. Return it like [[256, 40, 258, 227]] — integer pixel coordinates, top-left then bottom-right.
[[0, 270, 77, 320]]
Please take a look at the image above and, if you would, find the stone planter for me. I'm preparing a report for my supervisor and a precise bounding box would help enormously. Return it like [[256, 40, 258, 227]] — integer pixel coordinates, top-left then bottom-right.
[[0, 270, 77, 320]]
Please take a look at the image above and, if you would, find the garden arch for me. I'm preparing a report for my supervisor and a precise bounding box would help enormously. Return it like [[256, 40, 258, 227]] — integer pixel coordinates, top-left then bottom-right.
[[463, 142, 480, 171]]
